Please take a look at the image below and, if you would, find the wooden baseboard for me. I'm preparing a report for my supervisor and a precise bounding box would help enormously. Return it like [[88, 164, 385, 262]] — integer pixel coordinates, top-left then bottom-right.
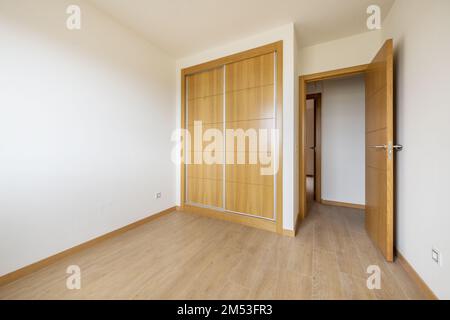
[[283, 212, 303, 237], [183, 204, 278, 234], [396, 251, 438, 300], [282, 229, 295, 237], [321, 199, 365, 210], [0, 206, 176, 287]]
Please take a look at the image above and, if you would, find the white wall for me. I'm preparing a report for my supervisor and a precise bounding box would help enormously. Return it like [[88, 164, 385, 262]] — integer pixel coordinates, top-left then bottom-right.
[[293, 29, 300, 227], [308, 76, 365, 205], [0, 0, 176, 276], [176, 24, 297, 231], [298, 30, 383, 75], [383, 0, 450, 299]]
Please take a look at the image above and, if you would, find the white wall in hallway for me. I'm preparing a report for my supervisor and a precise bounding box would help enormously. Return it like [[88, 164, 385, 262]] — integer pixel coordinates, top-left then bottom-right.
[[0, 0, 176, 276], [383, 0, 450, 299], [308, 75, 366, 206]]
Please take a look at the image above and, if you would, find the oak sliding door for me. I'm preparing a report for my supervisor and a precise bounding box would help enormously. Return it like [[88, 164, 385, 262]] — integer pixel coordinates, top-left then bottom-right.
[[186, 67, 224, 207], [225, 53, 276, 219], [182, 42, 282, 231]]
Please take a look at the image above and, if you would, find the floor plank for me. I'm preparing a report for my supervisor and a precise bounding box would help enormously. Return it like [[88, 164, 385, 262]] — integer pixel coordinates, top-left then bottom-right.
[[0, 200, 426, 300]]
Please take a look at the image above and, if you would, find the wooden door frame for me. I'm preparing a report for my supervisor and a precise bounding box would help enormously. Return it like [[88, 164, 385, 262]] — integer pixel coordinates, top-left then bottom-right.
[[180, 41, 284, 235], [305, 93, 322, 202], [298, 64, 368, 220]]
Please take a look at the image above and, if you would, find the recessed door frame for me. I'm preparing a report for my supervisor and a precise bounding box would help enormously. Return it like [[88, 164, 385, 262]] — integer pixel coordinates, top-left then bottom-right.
[[298, 64, 368, 220], [306, 93, 322, 203]]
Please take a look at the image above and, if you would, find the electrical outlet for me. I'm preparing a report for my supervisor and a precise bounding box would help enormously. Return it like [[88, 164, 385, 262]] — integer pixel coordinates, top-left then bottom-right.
[[156, 192, 162, 199], [432, 248, 442, 266]]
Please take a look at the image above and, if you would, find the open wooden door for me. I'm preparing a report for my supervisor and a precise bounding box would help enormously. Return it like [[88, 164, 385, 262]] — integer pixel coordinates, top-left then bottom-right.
[[365, 39, 397, 262]]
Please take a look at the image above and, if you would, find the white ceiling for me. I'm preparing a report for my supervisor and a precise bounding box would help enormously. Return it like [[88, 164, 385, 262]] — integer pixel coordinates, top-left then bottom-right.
[[90, 0, 395, 58]]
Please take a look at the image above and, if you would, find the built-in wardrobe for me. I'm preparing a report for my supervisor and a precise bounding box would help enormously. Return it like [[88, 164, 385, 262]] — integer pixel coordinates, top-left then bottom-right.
[[181, 42, 283, 233]]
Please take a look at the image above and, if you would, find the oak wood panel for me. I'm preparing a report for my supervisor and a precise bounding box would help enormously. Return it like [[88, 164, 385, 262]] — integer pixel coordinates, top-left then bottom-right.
[[188, 67, 223, 100], [187, 163, 222, 180], [225, 119, 275, 154], [302, 64, 369, 82], [365, 39, 394, 262], [365, 87, 387, 133], [225, 52, 276, 220], [187, 123, 224, 151], [186, 67, 224, 208], [226, 85, 274, 122], [187, 177, 223, 208], [187, 94, 223, 125], [226, 162, 274, 186], [225, 182, 274, 219], [275, 43, 283, 234], [181, 42, 283, 234], [226, 53, 274, 92], [366, 130, 387, 170]]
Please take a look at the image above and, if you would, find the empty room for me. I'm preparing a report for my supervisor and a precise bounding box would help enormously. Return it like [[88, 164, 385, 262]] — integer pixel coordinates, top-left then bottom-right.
[[1, 0, 450, 309]]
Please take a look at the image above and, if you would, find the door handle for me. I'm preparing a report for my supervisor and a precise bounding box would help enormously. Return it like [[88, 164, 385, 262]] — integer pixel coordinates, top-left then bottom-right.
[[368, 144, 403, 160], [368, 145, 387, 149], [368, 144, 403, 151]]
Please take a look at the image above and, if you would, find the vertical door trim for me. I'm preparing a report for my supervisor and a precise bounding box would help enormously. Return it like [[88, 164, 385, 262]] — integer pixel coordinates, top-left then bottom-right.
[[306, 93, 322, 202]]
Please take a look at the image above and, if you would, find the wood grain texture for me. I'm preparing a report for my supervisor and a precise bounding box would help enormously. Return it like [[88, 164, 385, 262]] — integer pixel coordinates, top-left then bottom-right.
[[321, 199, 365, 210], [225, 52, 275, 220], [187, 177, 223, 208], [225, 182, 274, 219], [226, 85, 274, 122], [0, 202, 426, 300], [302, 64, 368, 82], [188, 67, 223, 100], [365, 39, 394, 262], [186, 67, 224, 208], [0, 207, 176, 287], [225, 53, 274, 92], [181, 41, 283, 234], [396, 251, 438, 300]]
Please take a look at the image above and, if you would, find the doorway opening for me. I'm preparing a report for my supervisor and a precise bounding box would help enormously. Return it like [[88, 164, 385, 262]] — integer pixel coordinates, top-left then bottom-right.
[[298, 38, 396, 262], [305, 93, 321, 210], [305, 75, 366, 213]]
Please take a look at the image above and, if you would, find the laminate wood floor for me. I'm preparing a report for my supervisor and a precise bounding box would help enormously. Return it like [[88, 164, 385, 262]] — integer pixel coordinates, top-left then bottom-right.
[[0, 204, 425, 299]]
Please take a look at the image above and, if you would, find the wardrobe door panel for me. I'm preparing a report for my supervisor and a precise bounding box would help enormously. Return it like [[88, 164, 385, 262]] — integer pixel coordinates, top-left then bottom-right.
[[225, 182, 274, 219], [187, 178, 223, 208], [188, 68, 223, 100], [186, 67, 224, 208], [187, 95, 223, 126], [224, 53, 276, 219], [226, 53, 274, 91], [226, 85, 274, 122]]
